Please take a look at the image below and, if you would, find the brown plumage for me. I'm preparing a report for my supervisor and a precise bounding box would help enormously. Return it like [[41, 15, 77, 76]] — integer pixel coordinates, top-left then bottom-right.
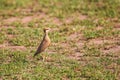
[[34, 28, 51, 57]]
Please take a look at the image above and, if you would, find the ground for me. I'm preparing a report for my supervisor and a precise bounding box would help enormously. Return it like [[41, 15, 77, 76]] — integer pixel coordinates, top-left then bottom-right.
[[0, 0, 120, 80]]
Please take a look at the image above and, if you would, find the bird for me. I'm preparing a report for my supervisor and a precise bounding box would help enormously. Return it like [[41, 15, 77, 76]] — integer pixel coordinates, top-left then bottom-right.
[[34, 28, 51, 57]]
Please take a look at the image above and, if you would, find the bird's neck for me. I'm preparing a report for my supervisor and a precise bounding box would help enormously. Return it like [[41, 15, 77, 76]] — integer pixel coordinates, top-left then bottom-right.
[[45, 32, 48, 35], [44, 32, 50, 41], [44, 32, 49, 39]]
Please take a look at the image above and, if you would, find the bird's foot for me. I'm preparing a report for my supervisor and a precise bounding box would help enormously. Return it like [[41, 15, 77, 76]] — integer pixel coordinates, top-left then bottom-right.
[[36, 56, 43, 61]]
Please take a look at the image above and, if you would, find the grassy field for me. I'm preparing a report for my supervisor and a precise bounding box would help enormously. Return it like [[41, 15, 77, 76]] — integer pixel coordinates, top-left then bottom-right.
[[0, 0, 120, 80]]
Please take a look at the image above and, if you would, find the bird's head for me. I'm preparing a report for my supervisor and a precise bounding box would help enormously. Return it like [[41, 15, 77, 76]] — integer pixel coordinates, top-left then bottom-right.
[[44, 28, 51, 33]]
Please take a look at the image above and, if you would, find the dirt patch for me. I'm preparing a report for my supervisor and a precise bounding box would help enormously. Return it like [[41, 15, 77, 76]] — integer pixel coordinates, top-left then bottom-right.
[[21, 13, 47, 24], [103, 45, 120, 54], [0, 44, 6, 48], [88, 38, 120, 54], [0, 44, 26, 51], [51, 17, 63, 26], [69, 52, 84, 60], [8, 46, 26, 51], [21, 13, 47, 23], [3, 17, 20, 24], [67, 33, 78, 40], [60, 42, 70, 48], [7, 34, 15, 38], [76, 42, 84, 48], [67, 32, 86, 60], [96, 26, 103, 30], [2, 12, 64, 26], [89, 38, 104, 45], [68, 32, 84, 40], [114, 23, 120, 28], [19, 8, 33, 13], [88, 38, 118, 45], [106, 63, 117, 69], [0, 26, 17, 31], [78, 14, 87, 20], [2, 12, 47, 24], [68, 36, 120, 61], [67, 41, 85, 60], [37, 13, 48, 19], [51, 28, 59, 32], [64, 17, 74, 24], [0, 78, 2, 80], [21, 16, 33, 23], [109, 17, 119, 24], [114, 23, 120, 30]]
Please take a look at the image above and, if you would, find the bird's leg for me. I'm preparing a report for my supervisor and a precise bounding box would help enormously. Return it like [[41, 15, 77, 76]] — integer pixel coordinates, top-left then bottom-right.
[[42, 54, 46, 62], [42, 50, 48, 62], [42, 55, 45, 62], [41, 53, 46, 62], [45, 49, 48, 61], [40, 55, 43, 60]]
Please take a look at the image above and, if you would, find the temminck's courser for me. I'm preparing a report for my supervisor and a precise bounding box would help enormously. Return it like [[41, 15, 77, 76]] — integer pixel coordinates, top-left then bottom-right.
[[34, 28, 51, 57]]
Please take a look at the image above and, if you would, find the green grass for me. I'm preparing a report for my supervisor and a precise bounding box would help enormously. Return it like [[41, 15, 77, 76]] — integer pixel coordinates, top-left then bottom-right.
[[0, 0, 120, 80]]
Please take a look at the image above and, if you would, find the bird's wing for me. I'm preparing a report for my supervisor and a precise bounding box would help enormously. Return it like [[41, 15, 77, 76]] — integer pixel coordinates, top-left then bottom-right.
[[39, 39, 50, 52], [34, 38, 50, 56]]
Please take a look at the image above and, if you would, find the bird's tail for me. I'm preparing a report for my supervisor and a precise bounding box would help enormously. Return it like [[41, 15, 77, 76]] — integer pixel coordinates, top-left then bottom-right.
[[33, 52, 38, 57]]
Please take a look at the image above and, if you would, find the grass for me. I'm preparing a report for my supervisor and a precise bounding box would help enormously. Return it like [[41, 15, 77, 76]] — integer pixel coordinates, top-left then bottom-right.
[[0, 0, 120, 80]]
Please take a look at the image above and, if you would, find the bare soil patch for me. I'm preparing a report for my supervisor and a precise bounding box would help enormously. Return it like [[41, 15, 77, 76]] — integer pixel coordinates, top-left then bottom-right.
[[50, 17, 63, 26], [0, 44, 26, 51], [78, 14, 87, 20], [7, 34, 15, 38], [103, 45, 120, 54], [21, 16, 33, 23], [67, 33, 78, 40], [3, 17, 20, 24], [2, 12, 64, 26], [114, 23, 120, 30], [88, 38, 117, 45], [64, 17, 74, 24]]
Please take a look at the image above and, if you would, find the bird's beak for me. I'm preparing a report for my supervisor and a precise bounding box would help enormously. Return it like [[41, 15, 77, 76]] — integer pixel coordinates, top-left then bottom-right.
[[49, 28, 51, 31]]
